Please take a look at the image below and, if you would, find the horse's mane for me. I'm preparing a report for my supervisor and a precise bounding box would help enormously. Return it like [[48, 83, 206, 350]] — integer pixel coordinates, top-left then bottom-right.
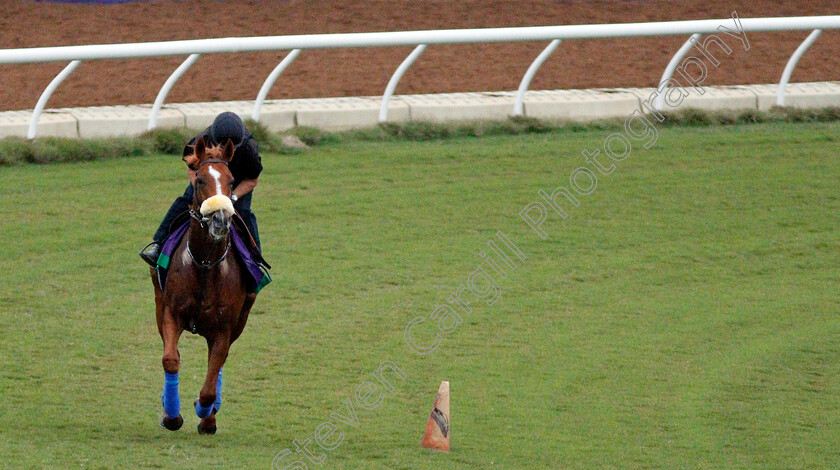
[[184, 137, 233, 170], [202, 143, 226, 160]]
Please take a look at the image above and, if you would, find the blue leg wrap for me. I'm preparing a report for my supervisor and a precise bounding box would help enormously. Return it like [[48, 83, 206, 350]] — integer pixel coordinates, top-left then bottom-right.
[[195, 368, 224, 418], [213, 368, 223, 415], [161, 372, 180, 418], [195, 399, 214, 418]]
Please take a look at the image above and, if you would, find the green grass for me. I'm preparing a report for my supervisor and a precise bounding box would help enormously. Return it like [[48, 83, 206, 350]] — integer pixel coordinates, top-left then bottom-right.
[[4, 107, 840, 166], [0, 121, 838, 469]]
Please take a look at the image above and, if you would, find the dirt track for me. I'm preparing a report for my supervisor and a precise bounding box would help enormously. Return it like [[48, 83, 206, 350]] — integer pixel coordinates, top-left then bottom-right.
[[0, 0, 838, 111]]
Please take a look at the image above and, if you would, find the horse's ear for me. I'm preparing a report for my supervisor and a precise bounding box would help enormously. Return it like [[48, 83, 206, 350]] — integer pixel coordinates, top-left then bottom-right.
[[223, 138, 235, 162], [195, 136, 207, 160], [183, 136, 205, 170]]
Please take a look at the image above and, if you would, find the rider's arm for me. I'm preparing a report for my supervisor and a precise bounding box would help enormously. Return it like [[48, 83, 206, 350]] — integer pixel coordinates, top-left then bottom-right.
[[184, 132, 201, 186], [232, 135, 261, 200], [233, 178, 258, 199]]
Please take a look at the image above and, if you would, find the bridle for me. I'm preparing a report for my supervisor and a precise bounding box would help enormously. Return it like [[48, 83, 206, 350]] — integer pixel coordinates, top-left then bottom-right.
[[196, 158, 230, 168], [188, 158, 232, 228], [187, 158, 233, 270]]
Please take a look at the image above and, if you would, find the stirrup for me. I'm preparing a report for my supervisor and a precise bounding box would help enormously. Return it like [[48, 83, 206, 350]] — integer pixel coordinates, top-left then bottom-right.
[[139, 242, 161, 267]]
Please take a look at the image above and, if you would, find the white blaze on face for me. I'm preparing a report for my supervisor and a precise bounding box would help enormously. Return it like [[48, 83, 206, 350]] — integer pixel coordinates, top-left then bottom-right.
[[199, 165, 234, 216], [208, 166, 223, 196]]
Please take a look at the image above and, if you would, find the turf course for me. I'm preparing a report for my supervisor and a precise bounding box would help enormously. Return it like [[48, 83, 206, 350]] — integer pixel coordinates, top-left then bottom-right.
[[1, 121, 838, 469]]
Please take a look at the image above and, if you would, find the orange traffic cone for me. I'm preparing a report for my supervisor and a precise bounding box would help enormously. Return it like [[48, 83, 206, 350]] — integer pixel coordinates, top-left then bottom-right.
[[421, 380, 450, 452]]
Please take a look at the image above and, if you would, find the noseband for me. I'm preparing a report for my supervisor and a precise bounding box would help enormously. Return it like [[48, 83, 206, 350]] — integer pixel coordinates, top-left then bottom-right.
[[187, 158, 233, 269]]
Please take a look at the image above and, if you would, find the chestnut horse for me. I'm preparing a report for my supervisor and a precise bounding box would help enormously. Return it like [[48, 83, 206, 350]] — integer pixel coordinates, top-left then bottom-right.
[[151, 137, 256, 434]]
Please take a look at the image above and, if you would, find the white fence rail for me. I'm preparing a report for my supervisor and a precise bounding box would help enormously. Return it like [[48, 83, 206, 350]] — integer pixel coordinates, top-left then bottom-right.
[[1, 15, 838, 138]]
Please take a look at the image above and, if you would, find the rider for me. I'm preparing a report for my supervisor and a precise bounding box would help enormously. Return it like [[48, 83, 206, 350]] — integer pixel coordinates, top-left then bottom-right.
[[139, 112, 263, 267]]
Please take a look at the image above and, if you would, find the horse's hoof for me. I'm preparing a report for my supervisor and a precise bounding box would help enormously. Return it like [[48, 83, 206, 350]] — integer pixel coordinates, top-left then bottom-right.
[[197, 417, 217, 435], [160, 414, 184, 431]]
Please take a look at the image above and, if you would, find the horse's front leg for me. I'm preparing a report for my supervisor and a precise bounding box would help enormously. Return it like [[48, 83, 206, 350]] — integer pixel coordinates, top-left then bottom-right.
[[159, 307, 184, 431], [195, 332, 231, 435]]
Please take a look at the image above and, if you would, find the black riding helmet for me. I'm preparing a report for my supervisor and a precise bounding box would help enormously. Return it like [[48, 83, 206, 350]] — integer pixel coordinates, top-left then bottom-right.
[[209, 112, 245, 149]]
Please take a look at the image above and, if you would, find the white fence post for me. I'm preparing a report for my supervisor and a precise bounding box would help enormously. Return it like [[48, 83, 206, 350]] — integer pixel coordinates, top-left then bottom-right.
[[514, 39, 561, 116], [777, 29, 822, 107], [379, 44, 426, 123], [148, 54, 200, 131], [28, 60, 81, 139], [654, 33, 701, 111], [252, 49, 301, 122]]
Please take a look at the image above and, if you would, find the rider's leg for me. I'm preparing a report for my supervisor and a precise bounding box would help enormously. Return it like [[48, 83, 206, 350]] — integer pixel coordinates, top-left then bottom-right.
[[153, 185, 195, 244], [234, 192, 261, 251], [140, 185, 194, 266]]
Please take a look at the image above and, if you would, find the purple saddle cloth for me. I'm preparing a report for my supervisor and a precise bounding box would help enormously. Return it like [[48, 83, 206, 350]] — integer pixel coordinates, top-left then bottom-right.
[[156, 220, 271, 294]]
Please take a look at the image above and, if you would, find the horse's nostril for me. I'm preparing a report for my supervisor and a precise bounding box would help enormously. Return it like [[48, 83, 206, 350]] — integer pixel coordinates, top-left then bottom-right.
[[212, 212, 227, 224], [209, 212, 230, 237]]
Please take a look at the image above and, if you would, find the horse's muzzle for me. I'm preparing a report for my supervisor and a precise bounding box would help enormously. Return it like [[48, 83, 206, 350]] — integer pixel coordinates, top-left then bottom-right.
[[208, 211, 231, 240]]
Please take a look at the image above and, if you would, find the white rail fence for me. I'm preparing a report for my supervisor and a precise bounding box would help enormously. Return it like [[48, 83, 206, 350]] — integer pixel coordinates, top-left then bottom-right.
[[0, 15, 838, 138]]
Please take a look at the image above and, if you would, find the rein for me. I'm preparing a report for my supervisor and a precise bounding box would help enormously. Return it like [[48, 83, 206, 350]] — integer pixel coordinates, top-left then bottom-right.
[[189, 209, 210, 229]]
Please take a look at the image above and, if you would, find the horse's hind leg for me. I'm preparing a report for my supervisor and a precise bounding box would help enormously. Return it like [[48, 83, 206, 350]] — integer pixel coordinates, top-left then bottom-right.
[[159, 307, 184, 431], [196, 333, 230, 435]]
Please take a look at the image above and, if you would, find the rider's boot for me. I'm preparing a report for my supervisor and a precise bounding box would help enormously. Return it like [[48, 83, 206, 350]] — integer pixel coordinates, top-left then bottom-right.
[[140, 242, 162, 267]]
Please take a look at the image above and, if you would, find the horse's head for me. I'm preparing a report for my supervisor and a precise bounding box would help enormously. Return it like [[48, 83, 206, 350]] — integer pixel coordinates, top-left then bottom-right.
[[184, 136, 236, 240]]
